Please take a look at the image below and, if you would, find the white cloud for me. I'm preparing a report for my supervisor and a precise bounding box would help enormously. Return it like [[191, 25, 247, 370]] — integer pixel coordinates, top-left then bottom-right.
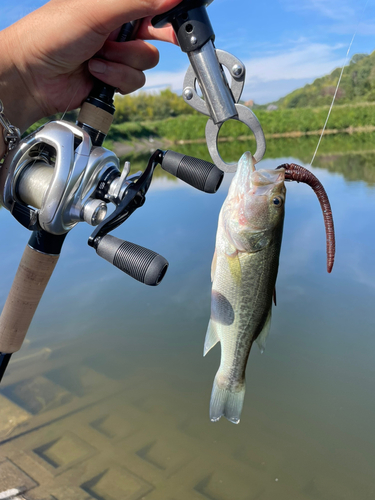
[[284, 0, 357, 22], [283, 0, 375, 36], [144, 42, 346, 103], [330, 19, 375, 36], [243, 43, 345, 82], [144, 68, 187, 93], [242, 42, 346, 101], [242, 78, 312, 103]]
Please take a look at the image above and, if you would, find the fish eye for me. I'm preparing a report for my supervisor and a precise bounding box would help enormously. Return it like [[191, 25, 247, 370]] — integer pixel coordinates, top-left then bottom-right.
[[272, 196, 283, 207]]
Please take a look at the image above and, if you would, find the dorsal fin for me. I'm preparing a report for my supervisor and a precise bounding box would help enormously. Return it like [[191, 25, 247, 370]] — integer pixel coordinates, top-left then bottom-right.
[[256, 308, 272, 354]]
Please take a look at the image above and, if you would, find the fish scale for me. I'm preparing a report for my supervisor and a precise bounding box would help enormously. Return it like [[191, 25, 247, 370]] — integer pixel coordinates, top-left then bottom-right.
[[217, 237, 281, 384]]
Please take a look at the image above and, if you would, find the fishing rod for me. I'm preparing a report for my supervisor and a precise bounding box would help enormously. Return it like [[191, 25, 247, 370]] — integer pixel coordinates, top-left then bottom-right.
[[0, 0, 266, 381]]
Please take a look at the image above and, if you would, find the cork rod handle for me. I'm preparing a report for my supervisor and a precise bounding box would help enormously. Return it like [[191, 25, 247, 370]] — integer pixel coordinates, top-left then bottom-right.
[[0, 245, 59, 353]]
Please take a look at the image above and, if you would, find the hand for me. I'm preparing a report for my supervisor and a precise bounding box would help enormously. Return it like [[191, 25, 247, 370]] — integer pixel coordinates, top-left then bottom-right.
[[0, 0, 180, 134]]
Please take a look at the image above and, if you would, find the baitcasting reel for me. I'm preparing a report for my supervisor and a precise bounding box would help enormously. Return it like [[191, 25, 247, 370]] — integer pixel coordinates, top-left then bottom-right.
[[0, 120, 223, 284]]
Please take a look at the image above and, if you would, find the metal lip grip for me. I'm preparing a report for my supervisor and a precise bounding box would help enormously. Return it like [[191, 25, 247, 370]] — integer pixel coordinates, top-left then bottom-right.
[[152, 0, 266, 173], [205, 104, 266, 173]]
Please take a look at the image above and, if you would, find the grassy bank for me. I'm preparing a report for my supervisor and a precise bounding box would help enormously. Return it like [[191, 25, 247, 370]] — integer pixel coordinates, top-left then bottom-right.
[[105, 102, 375, 145], [26, 102, 375, 145]]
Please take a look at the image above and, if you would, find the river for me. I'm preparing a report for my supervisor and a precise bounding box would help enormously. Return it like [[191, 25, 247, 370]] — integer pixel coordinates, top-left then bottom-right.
[[0, 135, 374, 499]]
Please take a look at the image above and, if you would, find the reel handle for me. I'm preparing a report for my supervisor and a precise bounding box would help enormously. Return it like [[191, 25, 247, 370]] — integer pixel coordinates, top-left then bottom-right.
[[95, 235, 168, 286], [161, 150, 223, 193], [0, 244, 59, 354]]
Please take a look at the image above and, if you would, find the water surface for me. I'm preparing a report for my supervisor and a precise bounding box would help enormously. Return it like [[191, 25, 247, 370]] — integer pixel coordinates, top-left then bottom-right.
[[0, 136, 374, 499]]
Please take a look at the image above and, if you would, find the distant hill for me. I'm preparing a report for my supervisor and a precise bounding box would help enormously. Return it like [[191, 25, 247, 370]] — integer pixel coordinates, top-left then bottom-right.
[[274, 51, 375, 108]]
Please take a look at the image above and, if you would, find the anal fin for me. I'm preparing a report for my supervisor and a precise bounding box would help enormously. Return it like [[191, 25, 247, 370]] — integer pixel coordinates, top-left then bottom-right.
[[204, 320, 219, 356]]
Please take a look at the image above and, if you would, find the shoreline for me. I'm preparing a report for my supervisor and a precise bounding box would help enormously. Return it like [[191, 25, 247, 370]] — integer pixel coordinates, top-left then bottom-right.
[[175, 125, 375, 144], [111, 125, 375, 157]]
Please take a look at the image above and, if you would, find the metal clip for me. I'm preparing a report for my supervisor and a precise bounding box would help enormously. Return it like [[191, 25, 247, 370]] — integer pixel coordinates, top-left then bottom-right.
[[182, 49, 266, 172], [205, 104, 266, 172], [183, 49, 246, 116]]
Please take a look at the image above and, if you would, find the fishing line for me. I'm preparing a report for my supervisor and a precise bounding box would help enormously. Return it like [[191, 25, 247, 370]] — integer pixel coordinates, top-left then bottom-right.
[[310, 0, 369, 167], [60, 85, 79, 121], [28, 86, 79, 170]]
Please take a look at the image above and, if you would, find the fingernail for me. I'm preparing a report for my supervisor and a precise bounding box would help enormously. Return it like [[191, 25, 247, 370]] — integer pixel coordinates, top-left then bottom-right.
[[89, 60, 107, 74]]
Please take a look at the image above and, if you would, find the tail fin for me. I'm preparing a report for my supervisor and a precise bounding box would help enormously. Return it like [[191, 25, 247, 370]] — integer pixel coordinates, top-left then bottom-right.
[[209, 375, 245, 424]]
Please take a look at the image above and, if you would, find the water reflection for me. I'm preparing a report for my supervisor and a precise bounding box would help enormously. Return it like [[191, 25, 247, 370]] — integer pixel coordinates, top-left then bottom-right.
[[0, 136, 374, 498], [121, 132, 375, 186]]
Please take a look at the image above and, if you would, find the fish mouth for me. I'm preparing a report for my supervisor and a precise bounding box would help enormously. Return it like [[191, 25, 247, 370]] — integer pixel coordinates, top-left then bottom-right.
[[252, 168, 284, 186], [251, 168, 285, 195], [232, 153, 285, 198]]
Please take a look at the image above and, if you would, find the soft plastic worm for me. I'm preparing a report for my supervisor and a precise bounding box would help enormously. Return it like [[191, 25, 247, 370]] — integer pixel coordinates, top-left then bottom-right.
[[277, 163, 335, 273]]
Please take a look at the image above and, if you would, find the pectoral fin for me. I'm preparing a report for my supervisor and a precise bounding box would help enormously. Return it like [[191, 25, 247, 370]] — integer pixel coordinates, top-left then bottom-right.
[[256, 308, 272, 353], [226, 251, 242, 287], [204, 320, 219, 356]]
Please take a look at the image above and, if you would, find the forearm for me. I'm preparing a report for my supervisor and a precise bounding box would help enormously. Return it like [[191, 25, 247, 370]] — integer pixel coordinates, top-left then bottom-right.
[[0, 26, 38, 162]]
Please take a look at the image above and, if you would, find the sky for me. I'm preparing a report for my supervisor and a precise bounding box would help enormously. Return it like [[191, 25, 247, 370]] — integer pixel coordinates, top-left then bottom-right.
[[0, 0, 374, 104]]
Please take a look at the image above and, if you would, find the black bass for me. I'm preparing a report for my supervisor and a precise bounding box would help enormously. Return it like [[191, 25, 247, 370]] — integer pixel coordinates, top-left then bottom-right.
[[205, 152, 286, 424]]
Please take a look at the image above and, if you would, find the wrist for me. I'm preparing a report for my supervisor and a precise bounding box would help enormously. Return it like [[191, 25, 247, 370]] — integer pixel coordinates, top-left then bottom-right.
[[0, 26, 44, 134]]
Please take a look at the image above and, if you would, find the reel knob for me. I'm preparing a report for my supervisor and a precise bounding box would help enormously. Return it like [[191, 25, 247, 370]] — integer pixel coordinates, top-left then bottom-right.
[[95, 235, 168, 286], [162, 150, 223, 193]]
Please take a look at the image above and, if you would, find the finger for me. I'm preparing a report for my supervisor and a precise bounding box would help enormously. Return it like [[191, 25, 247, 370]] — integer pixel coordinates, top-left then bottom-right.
[[137, 17, 178, 45], [80, 0, 182, 36], [108, 19, 177, 45], [88, 59, 146, 94], [96, 40, 159, 71]]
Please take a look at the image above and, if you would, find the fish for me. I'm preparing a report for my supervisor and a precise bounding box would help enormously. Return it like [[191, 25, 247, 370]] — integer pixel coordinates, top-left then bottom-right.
[[205, 152, 286, 424], [205, 154, 336, 425]]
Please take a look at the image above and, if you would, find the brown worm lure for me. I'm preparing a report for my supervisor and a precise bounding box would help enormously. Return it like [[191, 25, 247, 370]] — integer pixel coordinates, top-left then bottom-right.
[[277, 163, 335, 273]]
